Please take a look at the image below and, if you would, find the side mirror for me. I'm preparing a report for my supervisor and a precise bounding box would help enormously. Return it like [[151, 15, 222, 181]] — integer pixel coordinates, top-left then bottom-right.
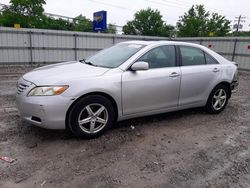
[[131, 61, 149, 71]]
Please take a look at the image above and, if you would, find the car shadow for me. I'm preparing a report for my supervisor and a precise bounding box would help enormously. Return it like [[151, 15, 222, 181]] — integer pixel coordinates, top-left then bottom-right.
[[116, 107, 206, 129], [17, 107, 206, 141]]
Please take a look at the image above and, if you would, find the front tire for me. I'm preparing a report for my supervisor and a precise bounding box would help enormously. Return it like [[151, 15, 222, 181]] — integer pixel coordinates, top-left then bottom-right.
[[68, 95, 115, 138], [205, 84, 229, 114]]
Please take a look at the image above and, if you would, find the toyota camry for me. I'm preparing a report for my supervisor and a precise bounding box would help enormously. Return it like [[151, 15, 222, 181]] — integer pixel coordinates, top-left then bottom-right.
[[16, 41, 238, 138]]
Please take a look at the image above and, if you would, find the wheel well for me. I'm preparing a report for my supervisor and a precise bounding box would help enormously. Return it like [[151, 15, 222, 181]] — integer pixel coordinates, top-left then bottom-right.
[[215, 82, 231, 98], [205, 81, 232, 107], [65, 92, 118, 130]]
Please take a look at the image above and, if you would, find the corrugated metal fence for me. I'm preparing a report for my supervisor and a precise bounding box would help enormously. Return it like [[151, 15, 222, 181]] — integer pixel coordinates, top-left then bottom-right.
[[0, 27, 250, 70]]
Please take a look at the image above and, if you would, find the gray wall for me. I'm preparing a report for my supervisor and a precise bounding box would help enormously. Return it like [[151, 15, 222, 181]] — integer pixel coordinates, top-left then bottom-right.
[[0, 27, 250, 70]]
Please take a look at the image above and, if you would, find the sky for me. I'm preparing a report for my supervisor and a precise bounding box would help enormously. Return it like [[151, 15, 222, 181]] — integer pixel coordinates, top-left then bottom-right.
[[1, 0, 250, 32]]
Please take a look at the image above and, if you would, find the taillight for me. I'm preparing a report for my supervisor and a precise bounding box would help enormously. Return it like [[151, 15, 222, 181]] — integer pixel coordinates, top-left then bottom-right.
[[233, 70, 238, 82]]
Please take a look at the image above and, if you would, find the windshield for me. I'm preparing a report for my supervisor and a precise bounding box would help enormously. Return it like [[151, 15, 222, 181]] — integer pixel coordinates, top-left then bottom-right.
[[85, 43, 145, 68]]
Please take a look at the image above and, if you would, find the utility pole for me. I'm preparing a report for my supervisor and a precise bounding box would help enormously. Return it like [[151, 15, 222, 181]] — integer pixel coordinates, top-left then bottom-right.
[[236, 15, 241, 32], [234, 15, 246, 33]]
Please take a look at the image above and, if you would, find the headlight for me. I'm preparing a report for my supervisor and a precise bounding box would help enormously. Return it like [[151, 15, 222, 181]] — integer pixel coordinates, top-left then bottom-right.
[[28, 86, 69, 96]]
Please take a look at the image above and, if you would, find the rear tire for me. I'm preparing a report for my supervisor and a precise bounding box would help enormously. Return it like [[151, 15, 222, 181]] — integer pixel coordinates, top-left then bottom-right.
[[205, 84, 229, 114], [68, 95, 115, 139]]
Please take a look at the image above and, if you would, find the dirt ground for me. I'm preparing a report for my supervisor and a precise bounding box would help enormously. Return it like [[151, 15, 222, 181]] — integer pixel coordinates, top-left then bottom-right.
[[0, 66, 249, 188]]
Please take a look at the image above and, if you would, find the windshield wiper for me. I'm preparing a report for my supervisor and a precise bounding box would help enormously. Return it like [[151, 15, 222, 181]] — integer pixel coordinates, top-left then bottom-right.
[[79, 59, 97, 66], [79, 59, 86, 63], [85, 61, 96, 66], [79, 59, 112, 68]]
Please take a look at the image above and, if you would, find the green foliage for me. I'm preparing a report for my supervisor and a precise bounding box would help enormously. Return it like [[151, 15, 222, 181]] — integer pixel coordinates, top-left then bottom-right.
[[10, 0, 45, 16], [0, 1, 232, 37], [41, 16, 74, 31], [72, 14, 92, 32], [206, 13, 231, 36], [0, 0, 46, 28], [0, 0, 115, 33], [107, 23, 117, 34], [123, 8, 175, 37], [177, 5, 231, 37]]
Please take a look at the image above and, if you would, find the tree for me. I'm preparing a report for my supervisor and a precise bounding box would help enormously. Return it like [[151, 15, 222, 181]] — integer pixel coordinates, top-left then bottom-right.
[[0, 0, 46, 28], [107, 23, 117, 34], [159, 24, 176, 37], [206, 13, 231, 36], [123, 8, 175, 37], [177, 5, 231, 37], [72, 14, 92, 32], [41, 16, 74, 31], [0, 1, 95, 32]]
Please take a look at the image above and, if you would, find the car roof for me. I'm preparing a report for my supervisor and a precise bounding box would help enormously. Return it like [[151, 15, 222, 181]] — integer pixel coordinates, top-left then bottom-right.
[[121, 40, 157, 45], [121, 40, 203, 48]]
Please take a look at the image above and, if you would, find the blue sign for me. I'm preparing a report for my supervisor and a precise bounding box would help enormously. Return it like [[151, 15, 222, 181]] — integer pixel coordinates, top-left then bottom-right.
[[93, 11, 107, 32]]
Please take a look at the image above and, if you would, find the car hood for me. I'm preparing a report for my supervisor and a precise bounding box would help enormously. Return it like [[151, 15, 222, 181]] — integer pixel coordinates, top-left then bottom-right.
[[23, 61, 110, 85]]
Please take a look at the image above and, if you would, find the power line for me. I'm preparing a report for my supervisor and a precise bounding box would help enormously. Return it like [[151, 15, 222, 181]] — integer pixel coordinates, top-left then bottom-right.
[[87, 0, 179, 22], [159, 0, 246, 18], [174, 0, 240, 17], [147, 0, 187, 10], [87, 0, 178, 22], [86, 0, 137, 12], [161, 0, 191, 8]]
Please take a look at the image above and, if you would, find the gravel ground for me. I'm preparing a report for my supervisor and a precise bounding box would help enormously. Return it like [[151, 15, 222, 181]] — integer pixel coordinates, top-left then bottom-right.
[[0, 66, 249, 188]]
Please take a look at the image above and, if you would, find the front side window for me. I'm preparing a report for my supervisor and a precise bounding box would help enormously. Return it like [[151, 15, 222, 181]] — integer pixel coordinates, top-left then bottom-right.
[[86, 43, 145, 68], [138, 45, 176, 69], [180, 46, 206, 66]]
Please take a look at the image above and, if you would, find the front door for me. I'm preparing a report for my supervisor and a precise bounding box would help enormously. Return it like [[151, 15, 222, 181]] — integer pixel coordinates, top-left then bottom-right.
[[122, 45, 181, 115]]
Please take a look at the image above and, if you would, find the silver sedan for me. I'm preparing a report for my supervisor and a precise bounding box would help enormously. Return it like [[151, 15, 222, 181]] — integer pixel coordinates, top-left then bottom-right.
[[16, 41, 238, 138]]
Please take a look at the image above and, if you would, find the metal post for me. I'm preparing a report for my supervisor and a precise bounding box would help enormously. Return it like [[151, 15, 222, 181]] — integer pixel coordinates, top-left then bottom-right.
[[200, 39, 203, 45], [112, 35, 115, 44], [74, 34, 77, 60], [236, 15, 241, 33], [232, 39, 238, 61], [28, 31, 33, 65]]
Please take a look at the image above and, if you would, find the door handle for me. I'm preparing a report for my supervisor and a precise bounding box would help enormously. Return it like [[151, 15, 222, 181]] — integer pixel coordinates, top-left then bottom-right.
[[213, 68, 220, 72], [169, 72, 180, 78]]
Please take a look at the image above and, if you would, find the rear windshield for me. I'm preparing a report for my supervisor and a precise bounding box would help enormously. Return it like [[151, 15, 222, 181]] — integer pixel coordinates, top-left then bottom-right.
[[86, 43, 145, 68]]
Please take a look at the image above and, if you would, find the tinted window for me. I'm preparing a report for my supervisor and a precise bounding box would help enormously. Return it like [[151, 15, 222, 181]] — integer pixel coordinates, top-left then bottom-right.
[[180, 46, 206, 66], [205, 53, 218, 64], [138, 45, 176, 69]]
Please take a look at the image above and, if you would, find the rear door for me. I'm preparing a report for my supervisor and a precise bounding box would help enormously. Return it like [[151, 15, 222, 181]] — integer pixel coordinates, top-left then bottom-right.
[[122, 45, 181, 115], [178, 45, 221, 106]]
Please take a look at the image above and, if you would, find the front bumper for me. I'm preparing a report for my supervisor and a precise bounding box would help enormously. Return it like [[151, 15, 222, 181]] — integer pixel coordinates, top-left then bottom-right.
[[16, 78, 74, 129]]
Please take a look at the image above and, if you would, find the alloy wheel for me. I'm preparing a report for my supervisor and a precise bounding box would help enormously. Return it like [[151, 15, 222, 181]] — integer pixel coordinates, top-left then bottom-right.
[[212, 89, 227, 111], [78, 103, 108, 134]]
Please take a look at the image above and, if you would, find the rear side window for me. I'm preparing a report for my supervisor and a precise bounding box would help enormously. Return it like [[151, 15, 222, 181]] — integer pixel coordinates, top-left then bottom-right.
[[205, 53, 219, 64], [180, 46, 206, 66]]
